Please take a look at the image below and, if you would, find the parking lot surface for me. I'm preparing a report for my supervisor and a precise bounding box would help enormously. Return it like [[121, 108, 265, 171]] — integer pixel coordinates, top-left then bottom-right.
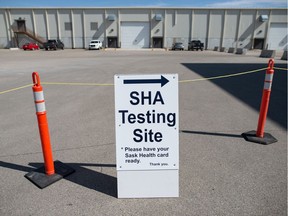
[[0, 49, 287, 216]]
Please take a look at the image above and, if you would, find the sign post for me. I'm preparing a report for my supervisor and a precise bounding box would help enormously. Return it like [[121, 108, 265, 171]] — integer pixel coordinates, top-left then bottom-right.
[[114, 74, 179, 198]]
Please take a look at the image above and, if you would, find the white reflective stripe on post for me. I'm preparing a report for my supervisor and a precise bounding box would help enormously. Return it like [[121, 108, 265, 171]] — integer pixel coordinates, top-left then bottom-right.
[[265, 74, 273, 82], [33, 91, 45, 102], [35, 102, 46, 113], [264, 82, 272, 90]]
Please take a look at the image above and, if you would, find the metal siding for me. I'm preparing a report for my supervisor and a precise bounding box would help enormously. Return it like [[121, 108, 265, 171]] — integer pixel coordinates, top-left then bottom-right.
[[0, 10, 6, 37], [175, 10, 190, 45], [165, 10, 190, 47], [256, 10, 270, 38], [0, 8, 287, 50], [209, 10, 224, 49], [0, 10, 12, 49], [151, 10, 164, 37], [9, 9, 35, 47], [47, 10, 58, 38], [84, 9, 105, 48], [174, 10, 190, 38], [164, 10, 174, 48], [238, 10, 255, 49], [254, 10, 269, 39], [59, 10, 72, 48], [73, 10, 83, 48], [10, 9, 34, 30], [0, 10, 8, 48], [106, 9, 118, 37], [271, 10, 288, 22], [34, 9, 47, 39], [120, 9, 149, 22], [193, 10, 208, 43], [223, 10, 239, 48]]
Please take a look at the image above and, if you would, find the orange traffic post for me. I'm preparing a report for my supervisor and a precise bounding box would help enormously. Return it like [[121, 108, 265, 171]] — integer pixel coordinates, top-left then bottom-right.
[[256, 59, 274, 138], [32, 72, 55, 175], [242, 59, 277, 145], [25, 72, 75, 189]]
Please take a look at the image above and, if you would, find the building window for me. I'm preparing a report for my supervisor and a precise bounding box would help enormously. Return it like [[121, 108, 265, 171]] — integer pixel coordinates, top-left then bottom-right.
[[90, 22, 98, 31], [65, 22, 72, 31]]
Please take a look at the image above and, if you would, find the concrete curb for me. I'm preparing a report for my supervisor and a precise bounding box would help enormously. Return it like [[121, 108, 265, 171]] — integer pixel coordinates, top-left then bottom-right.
[[228, 47, 235, 53], [236, 48, 247, 55], [260, 50, 276, 58], [220, 47, 227, 52], [281, 51, 287, 60]]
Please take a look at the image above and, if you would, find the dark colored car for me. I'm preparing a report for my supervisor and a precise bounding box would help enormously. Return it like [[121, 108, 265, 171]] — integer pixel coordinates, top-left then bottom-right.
[[22, 42, 39, 51], [172, 42, 185, 51], [43, 39, 64, 50], [188, 40, 204, 51]]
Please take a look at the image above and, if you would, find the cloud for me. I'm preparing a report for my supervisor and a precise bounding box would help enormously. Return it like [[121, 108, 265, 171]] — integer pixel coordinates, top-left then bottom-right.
[[207, 0, 287, 8]]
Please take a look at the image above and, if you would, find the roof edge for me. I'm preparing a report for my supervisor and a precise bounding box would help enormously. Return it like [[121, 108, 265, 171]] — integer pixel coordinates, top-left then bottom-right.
[[0, 7, 286, 10]]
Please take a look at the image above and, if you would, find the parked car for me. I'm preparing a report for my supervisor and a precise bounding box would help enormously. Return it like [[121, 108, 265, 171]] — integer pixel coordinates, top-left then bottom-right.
[[22, 42, 39, 51], [188, 40, 204, 51], [89, 40, 103, 50], [43, 39, 64, 50], [172, 42, 184, 51]]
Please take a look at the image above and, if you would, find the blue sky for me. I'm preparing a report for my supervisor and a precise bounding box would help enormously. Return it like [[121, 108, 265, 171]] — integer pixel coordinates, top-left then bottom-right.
[[0, 0, 287, 8]]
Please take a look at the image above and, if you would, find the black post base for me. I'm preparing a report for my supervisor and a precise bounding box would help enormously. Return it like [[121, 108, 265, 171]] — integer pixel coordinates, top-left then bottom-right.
[[25, 160, 75, 189], [242, 130, 278, 145]]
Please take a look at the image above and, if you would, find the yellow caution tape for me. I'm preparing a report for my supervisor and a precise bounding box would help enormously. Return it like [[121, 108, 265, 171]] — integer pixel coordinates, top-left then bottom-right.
[[274, 67, 288, 71], [41, 82, 114, 86], [179, 67, 267, 83], [0, 66, 286, 95]]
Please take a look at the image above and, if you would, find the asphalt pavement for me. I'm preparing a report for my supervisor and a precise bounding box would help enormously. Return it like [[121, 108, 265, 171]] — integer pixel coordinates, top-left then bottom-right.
[[0, 49, 287, 216]]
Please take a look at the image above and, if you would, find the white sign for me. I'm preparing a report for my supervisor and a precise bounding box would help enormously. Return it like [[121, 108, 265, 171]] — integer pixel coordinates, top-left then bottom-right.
[[115, 74, 179, 198]]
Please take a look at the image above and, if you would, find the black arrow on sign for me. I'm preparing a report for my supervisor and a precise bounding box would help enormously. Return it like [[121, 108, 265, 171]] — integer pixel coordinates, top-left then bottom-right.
[[123, 75, 169, 87]]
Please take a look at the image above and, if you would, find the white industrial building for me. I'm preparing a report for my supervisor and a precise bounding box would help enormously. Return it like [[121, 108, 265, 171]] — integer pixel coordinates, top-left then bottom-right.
[[0, 7, 287, 50]]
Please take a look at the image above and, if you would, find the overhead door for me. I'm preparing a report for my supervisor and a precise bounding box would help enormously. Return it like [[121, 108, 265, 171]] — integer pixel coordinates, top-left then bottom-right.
[[267, 23, 288, 50], [121, 22, 150, 49]]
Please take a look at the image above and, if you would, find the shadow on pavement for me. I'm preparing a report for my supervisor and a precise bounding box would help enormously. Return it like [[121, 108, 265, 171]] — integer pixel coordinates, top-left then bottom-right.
[[182, 63, 287, 129], [181, 130, 243, 138], [0, 161, 34, 172], [0, 161, 117, 198]]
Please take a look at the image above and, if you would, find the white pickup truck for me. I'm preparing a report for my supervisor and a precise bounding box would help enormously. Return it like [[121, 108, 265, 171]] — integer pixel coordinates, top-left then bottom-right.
[[88, 40, 103, 50]]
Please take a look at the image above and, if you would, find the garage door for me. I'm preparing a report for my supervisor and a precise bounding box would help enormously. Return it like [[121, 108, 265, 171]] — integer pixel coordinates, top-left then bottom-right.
[[121, 22, 150, 49], [267, 23, 288, 50]]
